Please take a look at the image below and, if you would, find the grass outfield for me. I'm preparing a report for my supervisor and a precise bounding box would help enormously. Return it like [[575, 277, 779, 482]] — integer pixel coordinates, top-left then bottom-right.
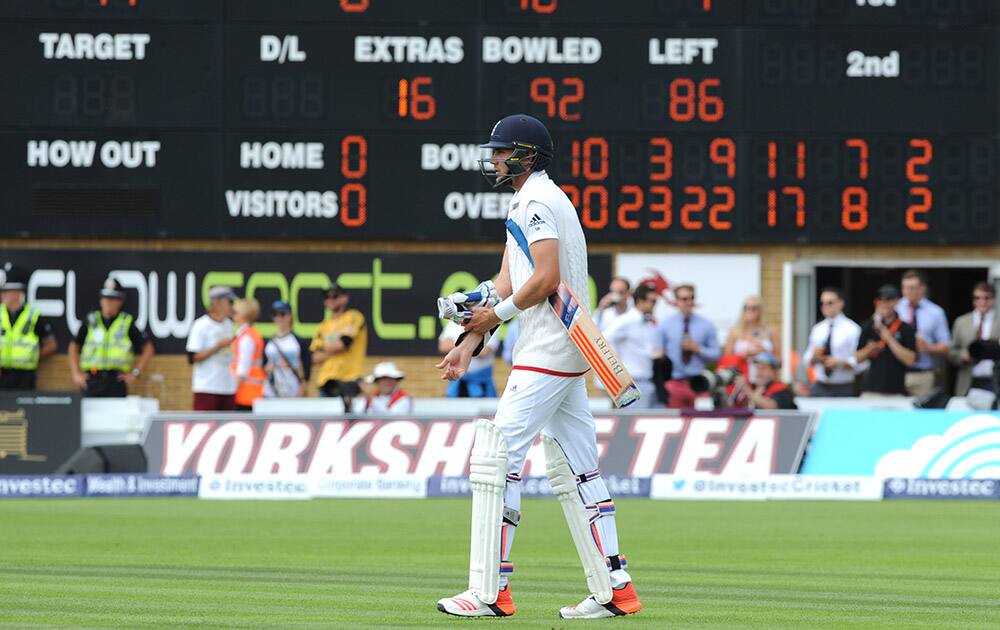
[[0, 499, 997, 629]]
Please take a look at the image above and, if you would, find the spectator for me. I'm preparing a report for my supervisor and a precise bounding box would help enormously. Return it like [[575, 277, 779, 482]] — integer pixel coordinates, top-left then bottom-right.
[[727, 352, 797, 410], [595, 276, 631, 331], [802, 287, 861, 397], [311, 284, 367, 410], [69, 276, 154, 398], [186, 286, 236, 411], [264, 300, 311, 398], [363, 361, 413, 415], [949, 282, 999, 395], [603, 284, 664, 409], [857, 285, 917, 398], [658, 283, 721, 408], [438, 319, 500, 397], [0, 263, 56, 390], [231, 298, 265, 411], [724, 295, 779, 360], [897, 269, 950, 397]]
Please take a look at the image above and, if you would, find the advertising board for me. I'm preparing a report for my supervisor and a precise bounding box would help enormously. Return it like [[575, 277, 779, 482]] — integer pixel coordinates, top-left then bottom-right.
[[801, 411, 1000, 479], [143, 410, 815, 478]]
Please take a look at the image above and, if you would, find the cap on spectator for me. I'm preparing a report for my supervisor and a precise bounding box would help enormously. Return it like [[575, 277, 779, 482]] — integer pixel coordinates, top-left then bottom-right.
[[99, 276, 126, 300], [365, 361, 406, 383], [208, 286, 236, 301], [0, 262, 28, 291], [751, 351, 780, 368], [876, 284, 901, 300], [272, 299, 291, 313], [325, 283, 347, 299]]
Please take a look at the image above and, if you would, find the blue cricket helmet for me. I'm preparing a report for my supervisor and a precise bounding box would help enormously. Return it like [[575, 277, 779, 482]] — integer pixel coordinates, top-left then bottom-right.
[[479, 114, 554, 188]]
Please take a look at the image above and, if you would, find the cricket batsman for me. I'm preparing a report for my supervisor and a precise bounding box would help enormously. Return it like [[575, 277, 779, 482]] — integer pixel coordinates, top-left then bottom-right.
[[435, 114, 642, 619]]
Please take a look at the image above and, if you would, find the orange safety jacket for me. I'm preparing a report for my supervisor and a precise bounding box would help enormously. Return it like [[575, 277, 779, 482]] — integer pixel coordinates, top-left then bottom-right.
[[231, 325, 266, 406]]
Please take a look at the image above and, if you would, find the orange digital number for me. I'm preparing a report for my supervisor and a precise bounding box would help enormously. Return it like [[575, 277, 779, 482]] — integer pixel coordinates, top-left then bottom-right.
[[669, 78, 696, 122], [767, 141, 805, 180], [649, 137, 673, 181], [767, 187, 805, 227], [397, 76, 435, 120], [529, 77, 584, 121], [907, 139, 932, 183], [341, 135, 368, 178], [668, 78, 724, 123], [570, 137, 608, 181], [846, 139, 869, 179], [520, 0, 556, 13], [617, 185, 643, 230], [340, 183, 367, 227], [681, 186, 706, 229], [709, 186, 735, 230], [906, 186, 931, 231], [340, 0, 368, 11], [841, 187, 869, 230], [581, 185, 608, 229], [709, 138, 736, 178], [649, 186, 672, 229]]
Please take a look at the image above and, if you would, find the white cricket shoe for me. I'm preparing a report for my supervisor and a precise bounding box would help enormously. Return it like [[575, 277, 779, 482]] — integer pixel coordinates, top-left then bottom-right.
[[436, 586, 516, 617], [559, 583, 643, 619]]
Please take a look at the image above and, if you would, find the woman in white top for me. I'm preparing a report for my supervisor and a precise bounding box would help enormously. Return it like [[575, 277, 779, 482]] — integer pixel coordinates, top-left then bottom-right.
[[724, 295, 779, 363], [263, 300, 310, 398]]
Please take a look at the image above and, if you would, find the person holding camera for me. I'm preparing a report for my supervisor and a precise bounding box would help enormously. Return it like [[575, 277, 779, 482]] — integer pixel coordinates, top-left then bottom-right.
[[856, 285, 917, 398], [949, 282, 999, 396], [726, 352, 796, 410], [659, 283, 720, 408]]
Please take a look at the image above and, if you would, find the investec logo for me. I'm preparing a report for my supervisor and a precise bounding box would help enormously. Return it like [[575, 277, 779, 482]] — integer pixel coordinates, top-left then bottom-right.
[[888, 478, 998, 498]]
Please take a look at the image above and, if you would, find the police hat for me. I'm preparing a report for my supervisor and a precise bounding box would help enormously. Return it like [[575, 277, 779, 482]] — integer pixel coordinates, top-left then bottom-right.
[[99, 276, 126, 300], [0, 262, 28, 291]]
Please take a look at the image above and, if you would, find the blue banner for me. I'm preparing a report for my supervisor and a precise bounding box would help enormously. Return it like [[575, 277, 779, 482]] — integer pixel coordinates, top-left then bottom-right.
[[0, 474, 200, 498], [84, 474, 200, 497], [427, 475, 651, 498], [0, 475, 83, 498], [883, 478, 1000, 500], [801, 410, 1000, 478]]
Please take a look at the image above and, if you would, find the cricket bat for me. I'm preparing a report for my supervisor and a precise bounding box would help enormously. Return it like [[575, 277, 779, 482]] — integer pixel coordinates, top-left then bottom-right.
[[547, 282, 641, 408]]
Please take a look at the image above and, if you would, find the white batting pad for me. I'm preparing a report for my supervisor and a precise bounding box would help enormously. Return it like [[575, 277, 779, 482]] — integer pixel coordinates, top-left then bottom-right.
[[542, 434, 613, 605], [468, 418, 507, 604]]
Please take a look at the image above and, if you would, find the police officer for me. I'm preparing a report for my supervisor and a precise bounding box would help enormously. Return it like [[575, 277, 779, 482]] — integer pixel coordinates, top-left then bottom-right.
[[69, 276, 155, 397], [0, 262, 56, 390]]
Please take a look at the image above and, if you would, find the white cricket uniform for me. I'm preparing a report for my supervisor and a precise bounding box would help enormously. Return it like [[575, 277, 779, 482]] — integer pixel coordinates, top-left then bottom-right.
[[499, 169, 593, 474], [495, 169, 630, 590]]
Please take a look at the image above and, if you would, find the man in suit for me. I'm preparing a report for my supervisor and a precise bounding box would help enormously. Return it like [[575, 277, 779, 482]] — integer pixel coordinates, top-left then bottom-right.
[[949, 282, 999, 395]]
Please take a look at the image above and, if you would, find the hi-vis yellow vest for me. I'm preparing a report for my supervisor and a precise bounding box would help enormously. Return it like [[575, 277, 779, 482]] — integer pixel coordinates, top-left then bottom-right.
[[80, 311, 134, 372], [0, 305, 40, 370]]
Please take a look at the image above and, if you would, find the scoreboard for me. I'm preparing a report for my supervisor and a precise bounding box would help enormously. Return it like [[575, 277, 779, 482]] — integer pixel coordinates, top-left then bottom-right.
[[1, 0, 997, 244]]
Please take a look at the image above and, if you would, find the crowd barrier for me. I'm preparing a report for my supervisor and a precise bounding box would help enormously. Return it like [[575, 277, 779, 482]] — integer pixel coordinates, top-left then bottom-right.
[[7, 398, 998, 502], [2, 473, 997, 501]]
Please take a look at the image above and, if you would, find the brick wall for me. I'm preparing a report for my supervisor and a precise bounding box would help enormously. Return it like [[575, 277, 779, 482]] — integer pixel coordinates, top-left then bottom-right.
[[13, 237, 999, 409]]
